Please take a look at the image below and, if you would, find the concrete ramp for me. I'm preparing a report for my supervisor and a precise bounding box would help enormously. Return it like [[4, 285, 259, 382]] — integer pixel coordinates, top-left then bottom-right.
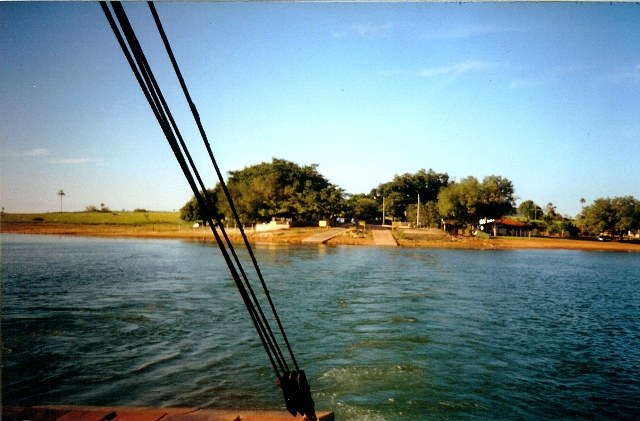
[[302, 227, 349, 244], [372, 227, 397, 246]]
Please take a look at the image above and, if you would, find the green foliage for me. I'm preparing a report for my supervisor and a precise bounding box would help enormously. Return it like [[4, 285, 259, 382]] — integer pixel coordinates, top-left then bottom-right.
[[544, 202, 557, 221], [180, 188, 218, 222], [529, 220, 547, 232], [546, 220, 579, 237], [517, 200, 543, 221], [475, 230, 490, 239], [183, 158, 346, 225], [480, 175, 516, 219], [374, 169, 449, 221], [437, 176, 481, 224], [547, 222, 562, 236], [437, 175, 516, 225], [346, 194, 380, 223], [580, 196, 640, 239], [85, 204, 111, 213], [561, 220, 580, 237], [406, 200, 440, 228]]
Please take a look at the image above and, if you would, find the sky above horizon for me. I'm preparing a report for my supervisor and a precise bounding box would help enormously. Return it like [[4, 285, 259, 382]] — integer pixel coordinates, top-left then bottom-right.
[[1, 2, 639, 217]]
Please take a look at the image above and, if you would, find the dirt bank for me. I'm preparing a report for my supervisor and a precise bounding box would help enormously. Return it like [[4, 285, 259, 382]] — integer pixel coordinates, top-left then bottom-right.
[[2, 222, 639, 252]]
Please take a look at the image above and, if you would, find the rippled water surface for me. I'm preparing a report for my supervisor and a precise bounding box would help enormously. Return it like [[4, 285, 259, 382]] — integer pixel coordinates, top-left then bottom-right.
[[3, 234, 640, 420]]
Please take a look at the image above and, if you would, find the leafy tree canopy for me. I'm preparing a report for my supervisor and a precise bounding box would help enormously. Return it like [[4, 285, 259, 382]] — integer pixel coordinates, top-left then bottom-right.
[[580, 196, 640, 239], [437, 175, 516, 225], [181, 158, 346, 224], [346, 193, 380, 223], [517, 200, 543, 221], [406, 200, 440, 228], [180, 188, 218, 223], [373, 169, 449, 220]]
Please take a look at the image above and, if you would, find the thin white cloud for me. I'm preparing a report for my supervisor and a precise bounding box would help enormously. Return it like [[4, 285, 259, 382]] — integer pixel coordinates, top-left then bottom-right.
[[418, 60, 497, 79], [436, 24, 495, 40], [353, 22, 393, 38], [333, 22, 393, 38], [425, 24, 513, 41], [48, 158, 100, 164], [24, 148, 48, 156]]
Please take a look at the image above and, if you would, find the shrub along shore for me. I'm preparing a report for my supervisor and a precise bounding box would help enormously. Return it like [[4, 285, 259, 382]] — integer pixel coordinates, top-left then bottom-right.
[[2, 212, 639, 252]]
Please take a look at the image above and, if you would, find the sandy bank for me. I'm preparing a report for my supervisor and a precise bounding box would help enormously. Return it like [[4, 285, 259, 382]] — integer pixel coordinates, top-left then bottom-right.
[[2, 222, 639, 252]]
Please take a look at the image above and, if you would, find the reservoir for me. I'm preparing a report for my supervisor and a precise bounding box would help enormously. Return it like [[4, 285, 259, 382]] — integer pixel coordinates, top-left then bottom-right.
[[2, 234, 639, 420]]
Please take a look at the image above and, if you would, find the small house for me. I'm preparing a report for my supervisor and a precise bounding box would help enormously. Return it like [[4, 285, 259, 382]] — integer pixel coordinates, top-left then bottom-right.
[[491, 217, 532, 237]]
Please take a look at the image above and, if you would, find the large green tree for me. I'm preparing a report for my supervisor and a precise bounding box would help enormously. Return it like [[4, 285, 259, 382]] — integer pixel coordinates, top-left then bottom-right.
[[437, 176, 481, 225], [181, 158, 346, 224], [346, 193, 380, 223], [406, 200, 440, 228], [437, 175, 516, 225], [580, 196, 640, 239], [374, 168, 449, 221], [517, 200, 543, 221], [479, 175, 516, 219], [180, 188, 219, 223]]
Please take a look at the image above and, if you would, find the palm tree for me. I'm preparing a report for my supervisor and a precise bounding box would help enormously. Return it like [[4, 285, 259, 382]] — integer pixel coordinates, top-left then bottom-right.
[[58, 190, 65, 212], [580, 198, 586, 214]]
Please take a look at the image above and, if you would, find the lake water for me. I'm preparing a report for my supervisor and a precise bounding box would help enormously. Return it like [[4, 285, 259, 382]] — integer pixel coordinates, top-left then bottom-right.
[[2, 234, 640, 420]]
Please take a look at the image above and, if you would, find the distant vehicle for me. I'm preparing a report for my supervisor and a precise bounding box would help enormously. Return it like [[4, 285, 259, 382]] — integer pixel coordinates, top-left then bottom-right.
[[595, 235, 612, 242]]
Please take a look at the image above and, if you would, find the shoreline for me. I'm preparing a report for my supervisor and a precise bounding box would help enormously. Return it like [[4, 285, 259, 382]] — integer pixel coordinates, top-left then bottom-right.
[[2, 222, 640, 252]]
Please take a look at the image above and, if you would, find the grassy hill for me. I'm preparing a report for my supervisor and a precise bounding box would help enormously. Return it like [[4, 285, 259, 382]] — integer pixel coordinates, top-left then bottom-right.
[[1, 211, 181, 226]]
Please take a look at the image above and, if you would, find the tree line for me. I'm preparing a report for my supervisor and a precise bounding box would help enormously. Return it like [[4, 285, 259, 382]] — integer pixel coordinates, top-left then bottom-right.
[[180, 158, 639, 238]]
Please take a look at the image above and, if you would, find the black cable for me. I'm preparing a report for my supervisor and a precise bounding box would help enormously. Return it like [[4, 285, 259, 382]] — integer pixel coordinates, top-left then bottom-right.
[[117, 1, 291, 375], [101, 4, 317, 419], [147, 1, 299, 372], [101, 1, 284, 378], [104, 4, 284, 375]]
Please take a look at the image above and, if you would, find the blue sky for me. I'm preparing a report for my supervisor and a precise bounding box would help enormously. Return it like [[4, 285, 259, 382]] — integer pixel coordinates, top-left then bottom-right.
[[1, 2, 639, 217]]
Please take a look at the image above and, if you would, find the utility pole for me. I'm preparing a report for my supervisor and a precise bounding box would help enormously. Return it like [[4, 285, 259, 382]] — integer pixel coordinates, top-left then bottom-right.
[[416, 193, 420, 228], [58, 189, 65, 212], [382, 196, 385, 226]]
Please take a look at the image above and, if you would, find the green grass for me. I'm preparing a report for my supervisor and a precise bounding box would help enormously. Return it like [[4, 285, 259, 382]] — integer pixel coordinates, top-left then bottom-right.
[[393, 231, 442, 242], [1, 211, 181, 225], [474, 230, 490, 239]]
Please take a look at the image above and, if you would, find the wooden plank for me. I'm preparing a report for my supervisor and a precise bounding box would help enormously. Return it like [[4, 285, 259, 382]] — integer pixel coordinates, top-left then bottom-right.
[[101, 410, 166, 421], [2, 406, 71, 421], [55, 409, 117, 421], [1, 406, 334, 421], [165, 409, 335, 421]]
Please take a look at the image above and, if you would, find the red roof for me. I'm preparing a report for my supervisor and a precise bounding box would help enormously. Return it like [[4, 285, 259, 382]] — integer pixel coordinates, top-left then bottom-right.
[[494, 217, 532, 228]]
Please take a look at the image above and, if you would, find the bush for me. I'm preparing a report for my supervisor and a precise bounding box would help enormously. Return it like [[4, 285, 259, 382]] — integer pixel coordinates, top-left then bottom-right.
[[548, 223, 562, 236]]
